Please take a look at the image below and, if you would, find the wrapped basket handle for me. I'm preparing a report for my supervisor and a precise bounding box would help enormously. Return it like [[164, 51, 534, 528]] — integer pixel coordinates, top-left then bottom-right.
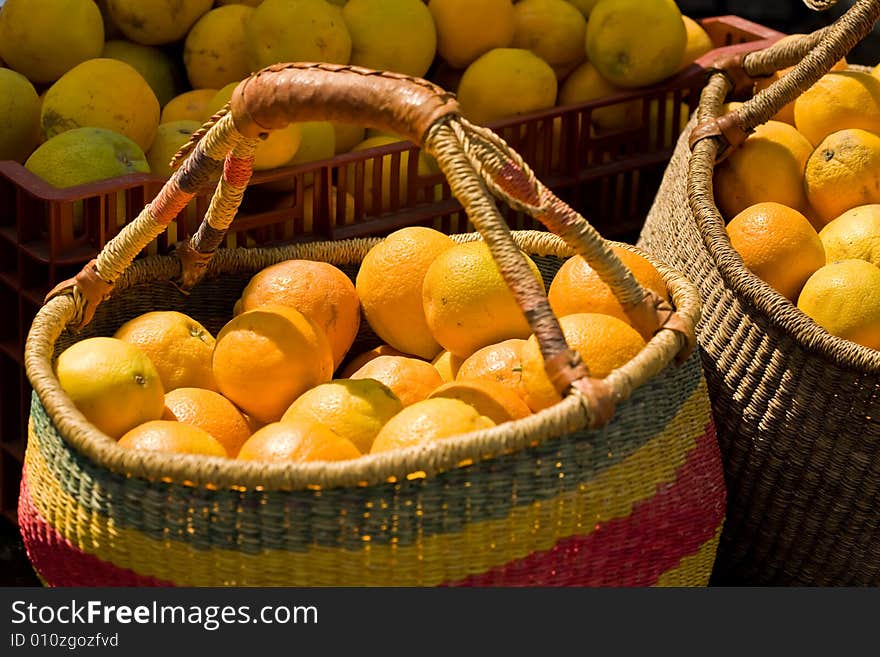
[[46, 63, 697, 430], [690, 0, 880, 160]]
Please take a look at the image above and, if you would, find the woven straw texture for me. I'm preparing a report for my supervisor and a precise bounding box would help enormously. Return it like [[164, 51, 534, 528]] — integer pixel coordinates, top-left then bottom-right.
[[20, 231, 725, 587], [639, 0, 880, 586]]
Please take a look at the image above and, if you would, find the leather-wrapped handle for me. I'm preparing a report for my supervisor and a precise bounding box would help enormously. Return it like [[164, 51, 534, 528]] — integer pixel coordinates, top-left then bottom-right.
[[230, 62, 460, 145]]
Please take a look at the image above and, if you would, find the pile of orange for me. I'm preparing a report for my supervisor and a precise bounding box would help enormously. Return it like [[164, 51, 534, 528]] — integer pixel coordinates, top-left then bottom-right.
[[54, 226, 664, 464], [714, 63, 880, 350]]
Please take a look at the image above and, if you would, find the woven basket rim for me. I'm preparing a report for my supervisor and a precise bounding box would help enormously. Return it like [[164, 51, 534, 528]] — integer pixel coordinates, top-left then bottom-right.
[[25, 230, 700, 491], [694, 63, 880, 374]]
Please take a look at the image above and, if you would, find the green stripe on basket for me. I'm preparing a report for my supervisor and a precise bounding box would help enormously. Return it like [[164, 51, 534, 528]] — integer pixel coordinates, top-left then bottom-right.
[[31, 353, 705, 554]]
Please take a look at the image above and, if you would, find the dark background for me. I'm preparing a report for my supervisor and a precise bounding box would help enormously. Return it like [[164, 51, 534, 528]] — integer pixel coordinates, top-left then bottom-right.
[[1, 0, 877, 588]]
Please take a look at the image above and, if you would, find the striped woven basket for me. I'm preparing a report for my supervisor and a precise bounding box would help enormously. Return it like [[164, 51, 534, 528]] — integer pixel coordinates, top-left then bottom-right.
[[21, 64, 726, 587], [638, 0, 880, 585]]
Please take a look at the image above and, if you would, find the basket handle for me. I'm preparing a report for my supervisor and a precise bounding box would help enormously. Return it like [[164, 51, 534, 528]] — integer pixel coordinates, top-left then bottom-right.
[[46, 63, 697, 430], [689, 0, 880, 160]]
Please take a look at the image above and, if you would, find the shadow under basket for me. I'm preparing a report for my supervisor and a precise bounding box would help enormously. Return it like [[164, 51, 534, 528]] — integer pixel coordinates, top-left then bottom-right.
[[20, 231, 725, 587]]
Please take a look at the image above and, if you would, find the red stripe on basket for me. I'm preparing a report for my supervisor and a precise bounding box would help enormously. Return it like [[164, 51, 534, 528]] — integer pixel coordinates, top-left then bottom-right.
[[445, 422, 726, 587], [18, 471, 174, 588], [224, 154, 253, 187]]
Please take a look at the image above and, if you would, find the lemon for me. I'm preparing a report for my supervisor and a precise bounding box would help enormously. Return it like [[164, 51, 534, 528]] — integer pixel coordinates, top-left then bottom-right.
[[343, 0, 437, 78], [511, 0, 587, 77], [246, 0, 352, 71], [370, 397, 495, 454], [25, 127, 149, 187], [679, 16, 713, 70], [564, 0, 599, 17], [41, 58, 160, 152], [332, 122, 367, 154], [101, 40, 181, 108], [55, 337, 165, 439], [0, 0, 104, 84], [819, 205, 880, 267], [457, 48, 557, 125], [0, 67, 41, 162], [106, 0, 213, 45], [559, 61, 640, 134], [161, 88, 217, 124], [184, 4, 255, 90], [586, 0, 686, 88], [794, 71, 880, 146], [429, 0, 515, 69], [147, 120, 201, 178], [797, 259, 880, 350]]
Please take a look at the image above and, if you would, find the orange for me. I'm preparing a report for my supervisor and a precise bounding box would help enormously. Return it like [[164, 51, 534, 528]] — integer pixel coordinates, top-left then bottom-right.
[[521, 313, 646, 412], [54, 336, 165, 440], [370, 397, 495, 454], [118, 420, 227, 458], [794, 70, 880, 146], [797, 259, 880, 350], [114, 310, 218, 392], [348, 355, 444, 407], [431, 350, 463, 383], [548, 247, 668, 325], [428, 0, 516, 69], [237, 418, 361, 463], [356, 227, 455, 359], [455, 338, 527, 400], [726, 202, 825, 302], [338, 344, 407, 378], [422, 240, 546, 358], [281, 378, 402, 453], [212, 304, 334, 424], [804, 128, 880, 227], [239, 259, 360, 370], [162, 387, 252, 458], [428, 380, 531, 424], [713, 120, 813, 220]]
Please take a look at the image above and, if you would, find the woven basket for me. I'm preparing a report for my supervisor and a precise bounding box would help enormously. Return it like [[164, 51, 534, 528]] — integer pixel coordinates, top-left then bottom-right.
[[21, 64, 725, 587], [639, 0, 880, 585]]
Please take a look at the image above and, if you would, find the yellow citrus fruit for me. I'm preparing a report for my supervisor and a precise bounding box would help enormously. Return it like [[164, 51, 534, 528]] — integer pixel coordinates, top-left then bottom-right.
[[25, 127, 150, 187], [161, 88, 217, 124], [288, 121, 336, 167], [106, 0, 213, 46], [0, 68, 42, 162], [216, 0, 264, 5], [679, 16, 713, 71], [548, 246, 669, 324], [794, 71, 880, 146], [118, 420, 227, 457], [349, 355, 444, 407], [0, 0, 104, 84], [204, 82, 302, 170], [370, 397, 495, 454], [212, 304, 334, 424], [455, 338, 528, 402], [428, 0, 515, 69], [338, 344, 407, 378], [457, 48, 557, 125], [564, 0, 599, 17], [558, 61, 640, 135], [237, 418, 361, 463], [511, 0, 587, 77], [726, 202, 825, 302], [431, 350, 463, 383], [332, 122, 366, 154], [55, 336, 165, 439], [146, 120, 200, 178], [428, 379, 531, 424], [239, 259, 361, 370], [184, 5, 254, 90], [102, 40, 181, 107], [245, 0, 352, 71], [819, 204, 880, 267], [422, 240, 546, 358], [114, 310, 218, 392], [648, 99, 690, 149], [797, 259, 880, 350], [162, 387, 252, 458], [713, 120, 813, 220], [805, 128, 880, 226], [281, 378, 403, 453], [42, 58, 160, 152], [521, 313, 646, 412], [343, 0, 437, 78], [586, 0, 686, 88], [356, 226, 455, 359]]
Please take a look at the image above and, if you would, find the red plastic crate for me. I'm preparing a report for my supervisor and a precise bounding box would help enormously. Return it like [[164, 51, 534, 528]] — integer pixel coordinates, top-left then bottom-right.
[[0, 15, 784, 523]]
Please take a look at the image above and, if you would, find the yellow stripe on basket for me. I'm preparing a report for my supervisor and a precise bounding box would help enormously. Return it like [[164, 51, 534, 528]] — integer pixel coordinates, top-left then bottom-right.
[[654, 524, 723, 587], [26, 381, 711, 586]]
